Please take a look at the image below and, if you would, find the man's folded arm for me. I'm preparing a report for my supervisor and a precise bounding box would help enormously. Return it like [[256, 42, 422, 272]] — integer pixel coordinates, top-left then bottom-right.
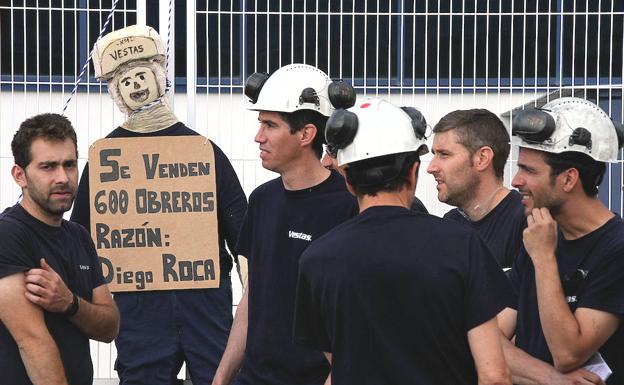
[[0, 272, 68, 385]]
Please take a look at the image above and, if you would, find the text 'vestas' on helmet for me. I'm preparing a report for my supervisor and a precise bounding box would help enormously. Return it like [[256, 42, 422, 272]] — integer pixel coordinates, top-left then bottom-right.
[[325, 97, 429, 167], [512, 97, 624, 163], [244, 63, 356, 117], [92, 25, 166, 81]]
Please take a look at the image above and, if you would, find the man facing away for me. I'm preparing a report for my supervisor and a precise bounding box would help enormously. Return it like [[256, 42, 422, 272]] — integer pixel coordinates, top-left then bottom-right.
[[499, 97, 624, 384], [428, 109, 525, 269], [0, 113, 119, 385], [212, 64, 358, 385], [294, 98, 512, 385]]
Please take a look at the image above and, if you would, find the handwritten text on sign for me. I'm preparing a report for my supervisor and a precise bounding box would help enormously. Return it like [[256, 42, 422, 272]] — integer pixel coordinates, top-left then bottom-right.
[[88, 136, 219, 292]]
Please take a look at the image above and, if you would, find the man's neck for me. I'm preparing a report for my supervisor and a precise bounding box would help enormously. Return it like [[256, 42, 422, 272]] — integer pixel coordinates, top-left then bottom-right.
[[19, 199, 62, 227], [460, 178, 508, 221], [555, 197, 614, 240], [358, 188, 414, 213], [281, 155, 331, 191]]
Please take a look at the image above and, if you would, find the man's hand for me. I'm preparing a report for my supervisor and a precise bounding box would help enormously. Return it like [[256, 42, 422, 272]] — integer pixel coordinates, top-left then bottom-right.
[[24, 258, 73, 313], [558, 367, 606, 385], [523, 208, 558, 266]]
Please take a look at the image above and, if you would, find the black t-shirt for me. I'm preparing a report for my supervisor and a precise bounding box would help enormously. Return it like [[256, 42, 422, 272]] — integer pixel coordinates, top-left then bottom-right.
[[444, 190, 526, 268], [70, 122, 247, 275], [236, 171, 357, 385], [510, 215, 624, 385], [294, 206, 513, 385], [0, 204, 106, 385], [411, 196, 429, 214]]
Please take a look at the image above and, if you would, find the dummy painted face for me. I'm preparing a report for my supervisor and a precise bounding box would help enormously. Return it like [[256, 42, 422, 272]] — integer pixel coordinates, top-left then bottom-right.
[[117, 66, 159, 110]]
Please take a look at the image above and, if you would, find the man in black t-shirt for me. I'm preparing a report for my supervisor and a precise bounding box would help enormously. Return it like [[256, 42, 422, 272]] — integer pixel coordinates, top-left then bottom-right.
[[427, 109, 525, 268], [212, 64, 358, 385], [294, 98, 513, 385], [0, 113, 119, 385], [500, 97, 624, 384]]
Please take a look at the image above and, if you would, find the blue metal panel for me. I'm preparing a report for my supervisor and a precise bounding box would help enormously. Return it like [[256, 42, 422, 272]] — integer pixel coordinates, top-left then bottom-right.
[[597, 96, 623, 214]]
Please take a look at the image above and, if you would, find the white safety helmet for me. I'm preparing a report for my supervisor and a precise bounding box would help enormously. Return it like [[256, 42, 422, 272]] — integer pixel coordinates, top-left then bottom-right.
[[512, 97, 624, 163], [326, 98, 429, 167], [244, 63, 356, 117], [92, 25, 166, 81]]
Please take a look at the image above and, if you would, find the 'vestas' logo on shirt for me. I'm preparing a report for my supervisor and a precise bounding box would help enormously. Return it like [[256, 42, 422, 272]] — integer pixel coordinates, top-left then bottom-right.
[[288, 230, 312, 242]]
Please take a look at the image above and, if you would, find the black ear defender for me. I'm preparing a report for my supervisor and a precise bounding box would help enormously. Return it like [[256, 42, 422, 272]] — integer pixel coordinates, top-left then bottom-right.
[[569, 127, 592, 149], [299, 87, 321, 106], [245, 72, 269, 104], [325, 109, 359, 150], [400, 107, 427, 139], [612, 119, 624, 149], [328, 80, 356, 109], [299, 80, 355, 109], [512, 108, 557, 143]]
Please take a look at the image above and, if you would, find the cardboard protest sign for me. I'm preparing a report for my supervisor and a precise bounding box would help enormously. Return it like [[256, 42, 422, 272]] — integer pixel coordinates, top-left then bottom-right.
[[88, 136, 219, 292]]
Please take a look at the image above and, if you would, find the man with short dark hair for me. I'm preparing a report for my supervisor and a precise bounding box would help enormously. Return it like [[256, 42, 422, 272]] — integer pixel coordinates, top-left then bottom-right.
[[0, 113, 119, 385], [213, 64, 358, 385], [294, 98, 513, 385], [499, 97, 624, 384], [428, 109, 525, 268]]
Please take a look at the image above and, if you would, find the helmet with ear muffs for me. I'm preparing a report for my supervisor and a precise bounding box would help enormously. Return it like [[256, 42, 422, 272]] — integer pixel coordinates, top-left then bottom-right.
[[512, 97, 622, 163], [326, 98, 429, 167], [244, 63, 355, 117]]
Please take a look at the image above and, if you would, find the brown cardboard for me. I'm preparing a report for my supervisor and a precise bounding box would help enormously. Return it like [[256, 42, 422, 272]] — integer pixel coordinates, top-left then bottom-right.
[[88, 136, 220, 292]]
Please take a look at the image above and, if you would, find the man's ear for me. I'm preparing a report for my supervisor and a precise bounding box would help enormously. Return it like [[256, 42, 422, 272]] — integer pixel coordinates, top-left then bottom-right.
[[299, 123, 318, 148], [11, 164, 28, 189], [560, 167, 580, 193], [408, 161, 420, 190], [345, 177, 357, 197], [473, 146, 494, 172]]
